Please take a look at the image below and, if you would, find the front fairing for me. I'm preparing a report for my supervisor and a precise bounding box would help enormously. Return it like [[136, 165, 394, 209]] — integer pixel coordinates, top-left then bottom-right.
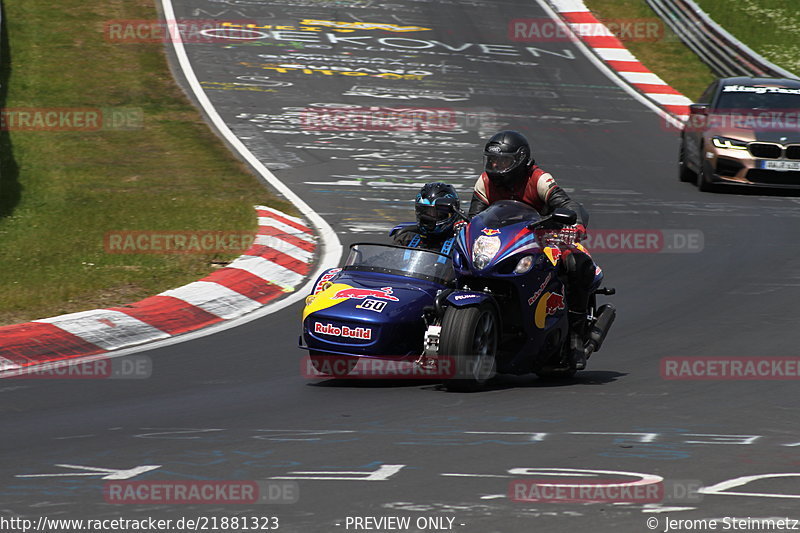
[[455, 200, 548, 276]]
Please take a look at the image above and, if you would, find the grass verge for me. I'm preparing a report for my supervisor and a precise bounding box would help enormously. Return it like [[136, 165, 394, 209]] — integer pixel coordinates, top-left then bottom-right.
[[0, 0, 291, 325], [583, 0, 716, 101], [694, 0, 800, 76]]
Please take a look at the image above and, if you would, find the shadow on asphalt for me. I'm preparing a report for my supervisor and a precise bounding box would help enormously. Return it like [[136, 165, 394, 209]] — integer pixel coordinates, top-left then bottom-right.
[[306, 370, 627, 391]]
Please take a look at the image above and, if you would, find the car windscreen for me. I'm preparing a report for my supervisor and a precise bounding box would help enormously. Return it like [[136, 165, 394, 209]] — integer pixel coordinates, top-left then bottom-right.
[[716, 85, 800, 110], [472, 200, 542, 229], [344, 243, 454, 285]]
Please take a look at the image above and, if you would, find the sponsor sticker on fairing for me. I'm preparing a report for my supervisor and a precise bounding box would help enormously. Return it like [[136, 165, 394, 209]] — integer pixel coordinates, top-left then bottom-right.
[[313, 268, 342, 294], [544, 292, 565, 315], [527, 273, 552, 306], [454, 294, 480, 301], [314, 322, 372, 340], [356, 299, 387, 312], [332, 286, 399, 301]]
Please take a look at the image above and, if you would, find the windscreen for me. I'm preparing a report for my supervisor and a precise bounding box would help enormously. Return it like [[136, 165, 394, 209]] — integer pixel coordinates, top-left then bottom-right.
[[344, 243, 454, 285], [472, 200, 542, 229]]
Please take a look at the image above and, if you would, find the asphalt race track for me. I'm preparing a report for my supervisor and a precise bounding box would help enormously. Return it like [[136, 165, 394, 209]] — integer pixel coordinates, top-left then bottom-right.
[[3, 1, 800, 531]]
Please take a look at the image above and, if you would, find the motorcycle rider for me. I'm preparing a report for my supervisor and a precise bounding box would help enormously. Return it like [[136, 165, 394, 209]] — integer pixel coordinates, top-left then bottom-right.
[[391, 181, 464, 255], [468, 130, 597, 370]]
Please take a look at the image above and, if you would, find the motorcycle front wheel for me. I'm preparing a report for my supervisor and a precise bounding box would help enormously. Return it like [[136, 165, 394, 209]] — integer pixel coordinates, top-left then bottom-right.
[[440, 303, 498, 392]]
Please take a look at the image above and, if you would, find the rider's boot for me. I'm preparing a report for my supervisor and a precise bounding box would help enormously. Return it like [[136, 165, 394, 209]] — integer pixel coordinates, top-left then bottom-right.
[[568, 311, 587, 370]]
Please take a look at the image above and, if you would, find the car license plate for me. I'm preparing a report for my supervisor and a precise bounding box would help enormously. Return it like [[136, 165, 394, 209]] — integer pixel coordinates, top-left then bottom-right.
[[760, 160, 800, 171]]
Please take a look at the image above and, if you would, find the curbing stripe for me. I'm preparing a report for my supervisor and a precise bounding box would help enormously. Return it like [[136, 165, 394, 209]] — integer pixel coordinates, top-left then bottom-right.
[[112, 296, 223, 336], [36, 309, 170, 351], [0, 322, 105, 366], [257, 217, 316, 242], [255, 205, 306, 226], [572, 23, 615, 37], [202, 269, 285, 304], [257, 226, 316, 253], [160, 281, 263, 320], [647, 93, 695, 105], [606, 60, 651, 73], [244, 246, 311, 275], [253, 234, 313, 263], [561, 11, 598, 23], [595, 47, 637, 61], [618, 71, 669, 85], [552, 0, 590, 10], [256, 207, 312, 233], [0, 356, 20, 371], [225, 255, 305, 291], [631, 83, 683, 94]]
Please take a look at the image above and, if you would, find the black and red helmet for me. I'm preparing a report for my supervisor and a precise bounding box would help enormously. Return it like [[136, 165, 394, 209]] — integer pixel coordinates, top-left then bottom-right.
[[483, 130, 533, 188]]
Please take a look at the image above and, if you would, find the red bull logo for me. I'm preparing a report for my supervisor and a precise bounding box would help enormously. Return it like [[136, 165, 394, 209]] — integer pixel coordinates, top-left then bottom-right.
[[482, 228, 501, 236], [545, 292, 565, 315], [332, 286, 400, 302]]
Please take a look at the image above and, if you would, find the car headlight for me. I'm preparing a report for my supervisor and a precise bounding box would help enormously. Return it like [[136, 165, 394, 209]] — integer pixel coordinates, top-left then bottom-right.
[[513, 255, 534, 274], [711, 136, 748, 151], [472, 235, 501, 270]]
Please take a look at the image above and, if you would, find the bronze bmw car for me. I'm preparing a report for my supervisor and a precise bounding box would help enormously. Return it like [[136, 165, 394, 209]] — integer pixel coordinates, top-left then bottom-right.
[[679, 76, 800, 191]]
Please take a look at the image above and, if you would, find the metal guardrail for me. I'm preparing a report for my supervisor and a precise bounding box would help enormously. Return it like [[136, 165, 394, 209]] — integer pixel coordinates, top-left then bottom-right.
[[647, 0, 797, 79]]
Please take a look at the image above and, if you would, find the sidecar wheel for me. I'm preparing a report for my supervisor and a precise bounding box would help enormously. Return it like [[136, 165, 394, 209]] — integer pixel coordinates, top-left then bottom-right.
[[440, 303, 498, 392]]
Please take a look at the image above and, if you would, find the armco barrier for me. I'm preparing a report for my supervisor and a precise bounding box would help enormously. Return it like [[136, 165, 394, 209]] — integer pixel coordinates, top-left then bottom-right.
[[646, 0, 797, 79]]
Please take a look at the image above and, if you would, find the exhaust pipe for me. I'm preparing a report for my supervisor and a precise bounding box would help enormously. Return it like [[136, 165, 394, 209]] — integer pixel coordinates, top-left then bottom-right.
[[585, 304, 616, 357]]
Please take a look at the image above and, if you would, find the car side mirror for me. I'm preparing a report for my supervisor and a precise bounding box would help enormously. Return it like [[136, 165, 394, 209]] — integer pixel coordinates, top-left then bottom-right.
[[551, 208, 577, 226], [689, 103, 708, 115]]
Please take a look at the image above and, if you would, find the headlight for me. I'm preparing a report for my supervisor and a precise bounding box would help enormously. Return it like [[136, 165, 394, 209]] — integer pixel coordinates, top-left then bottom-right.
[[711, 136, 748, 151], [472, 235, 501, 270], [513, 255, 534, 274]]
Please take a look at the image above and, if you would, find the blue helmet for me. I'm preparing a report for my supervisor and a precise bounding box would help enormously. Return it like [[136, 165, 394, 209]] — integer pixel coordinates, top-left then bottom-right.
[[414, 182, 460, 235]]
